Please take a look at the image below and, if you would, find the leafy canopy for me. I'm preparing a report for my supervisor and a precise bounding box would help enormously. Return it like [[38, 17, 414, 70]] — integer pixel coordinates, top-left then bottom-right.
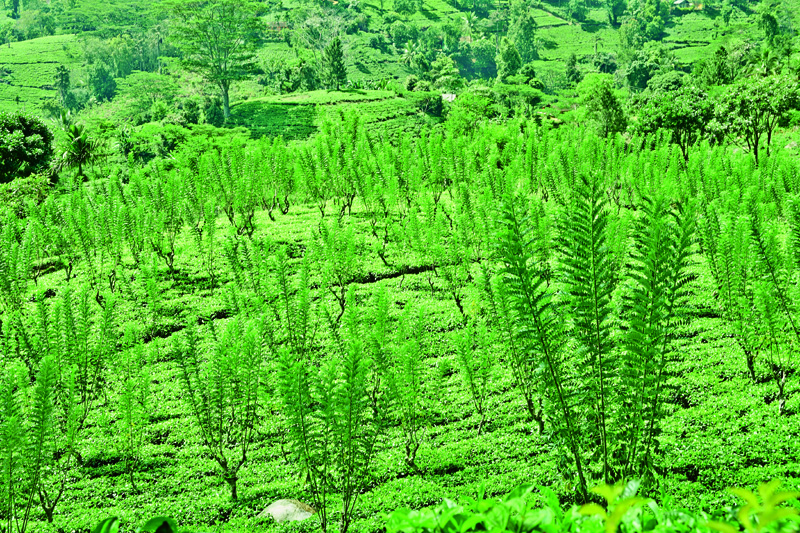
[[167, 0, 263, 117], [0, 111, 54, 184]]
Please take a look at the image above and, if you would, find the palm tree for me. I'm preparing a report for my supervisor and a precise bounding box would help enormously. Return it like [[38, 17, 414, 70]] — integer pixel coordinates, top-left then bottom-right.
[[402, 41, 429, 75], [53, 122, 102, 181], [462, 12, 479, 41], [754, 48, 780, 77]]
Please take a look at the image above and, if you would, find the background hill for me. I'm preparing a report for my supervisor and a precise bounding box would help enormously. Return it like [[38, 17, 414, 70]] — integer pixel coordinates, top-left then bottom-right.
[[0, 0, 791, 141]]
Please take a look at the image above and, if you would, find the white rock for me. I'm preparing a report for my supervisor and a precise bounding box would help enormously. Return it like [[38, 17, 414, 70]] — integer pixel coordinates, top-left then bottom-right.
[[257, 499, 315, 523]]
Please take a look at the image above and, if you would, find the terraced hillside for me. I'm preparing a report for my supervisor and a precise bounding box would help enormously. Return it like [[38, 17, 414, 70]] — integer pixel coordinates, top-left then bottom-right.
[[0, 34, 82, 114], [227, 90, 437, 140]]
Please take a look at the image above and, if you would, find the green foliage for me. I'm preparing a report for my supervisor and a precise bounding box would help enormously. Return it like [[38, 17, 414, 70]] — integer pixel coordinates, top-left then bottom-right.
[[636, 85, 714, 161], [0, 354, 85, 529], [387, 481, 716, 533], [394, 0, 422, 15], [452, 320, 494, 435], [0, 111, 54, 184], [323, 36, 347, 91], [168, 0, 262, 118], [428, 54, 463, 91], [0, 173, 51, 218], [508, 12, 538, 63], [388, 304, 429, 470], [314, 218, 358, 324], [175, 315, 265, 500], [88, 62, 116, 102], [619, 0, 669, 48], [493, 195, 586, 497], [604, 0, 627, 25], [565, 53, 582, 86], [115, 327, 151, 492], [557, 174, 617, 485], [716, 75, 800, 164], [278, 287, 381, 533], [578, 74, 627, 137], [53, 120, 102, 181], [624, 45, 675, 91], [618, 196, 695, 483], [708, 480, 800, 533], [55, 65, 70, 106], [496, 38, 522, 82]]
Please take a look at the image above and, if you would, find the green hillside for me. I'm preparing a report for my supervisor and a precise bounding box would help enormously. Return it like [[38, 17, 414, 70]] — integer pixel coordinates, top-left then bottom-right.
[[0, 34, 82, 113], [227, 90, 435, 139], [1, 0, 800, 531]]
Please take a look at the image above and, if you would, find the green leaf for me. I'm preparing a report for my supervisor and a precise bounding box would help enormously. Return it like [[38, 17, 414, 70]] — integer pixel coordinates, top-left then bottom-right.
[[139, 516, 179, 533], [579, 503, 607, 518], [92, 517, 120, 533], [606, 497, 644, 533], [707, 520, 740, 533]]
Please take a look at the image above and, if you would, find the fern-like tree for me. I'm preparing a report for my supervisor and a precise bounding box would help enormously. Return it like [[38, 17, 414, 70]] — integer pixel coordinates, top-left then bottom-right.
[[324, 36, 347, 91], [617, 196, 695, 483], [279, 288, 381, 533], [494, 195, 588, 498], [698, 202, 761, 382], [0, 357, 59, 533], [176, 316, 264, 500], [116, 326, 151, 492], [556, 174, 617, 485], [453, 320, 495, 435], [492, 187, 695, 496]]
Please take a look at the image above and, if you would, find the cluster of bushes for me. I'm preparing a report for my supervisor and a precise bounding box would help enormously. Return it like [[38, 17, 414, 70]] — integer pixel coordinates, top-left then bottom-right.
[[91, 481, 800, 533]]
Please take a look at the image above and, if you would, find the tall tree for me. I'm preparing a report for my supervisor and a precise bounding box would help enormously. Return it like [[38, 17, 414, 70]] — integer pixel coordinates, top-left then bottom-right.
[[508, 12, 538, 63], [604, 0, 626, 25], [323, 36, 347, 91], [496, 37, 521, 82], [578, 74, 627, 137], [54, 65, 70, 106], [717, 75, 800, 164], [565, 53, 583, 85], [636, 85, 713, 161], [168, 0, 262, 119]]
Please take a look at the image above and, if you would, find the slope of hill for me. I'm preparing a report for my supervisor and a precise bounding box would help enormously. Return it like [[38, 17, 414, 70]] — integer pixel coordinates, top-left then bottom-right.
[[0, 34, 82, 114], [227, 90, 437, 140]]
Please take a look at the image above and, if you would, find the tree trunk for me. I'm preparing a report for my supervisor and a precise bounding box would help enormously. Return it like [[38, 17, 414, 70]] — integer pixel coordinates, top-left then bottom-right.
[[225, 475, 238, 500], [745, 350, 756, 382], [222, 83, 231, 119], [752, 131, 760, 165]]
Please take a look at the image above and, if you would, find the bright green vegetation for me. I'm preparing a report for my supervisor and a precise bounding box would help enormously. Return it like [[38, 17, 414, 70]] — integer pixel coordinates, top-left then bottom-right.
[[0, 34, 82, 112], [1, 115, 800, 532], [227, 90, 435, 139], [1, 0, 800, 530]]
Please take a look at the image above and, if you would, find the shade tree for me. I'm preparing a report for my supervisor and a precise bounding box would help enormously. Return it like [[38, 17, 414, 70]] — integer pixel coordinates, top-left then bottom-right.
[[496, 37, 522, 82], [716, 75, 800, 164], [508, 11, 538, 63], [578, 74, 627, 137], [635, 85, 714, 161], [0, 111, 54, 184], [167, 0, 263, 119], [323, 36, 347, 90]]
